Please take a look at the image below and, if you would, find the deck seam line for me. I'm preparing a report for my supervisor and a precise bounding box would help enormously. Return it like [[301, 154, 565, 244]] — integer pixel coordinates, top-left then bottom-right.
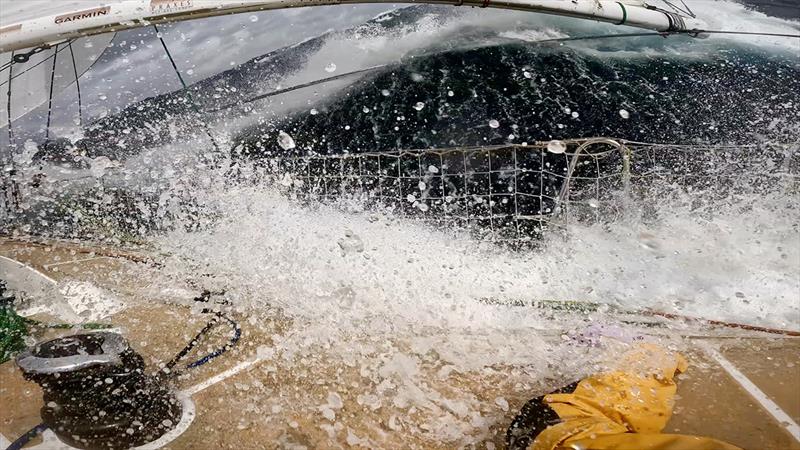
[[42, 255, 113, 268], [697, 341, 800, 442], [183, 356, 265, 396]]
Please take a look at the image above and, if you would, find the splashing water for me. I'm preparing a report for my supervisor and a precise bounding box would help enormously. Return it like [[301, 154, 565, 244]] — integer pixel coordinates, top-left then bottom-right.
[[1, 3, 798, 445], [151, 170, 799, 337]]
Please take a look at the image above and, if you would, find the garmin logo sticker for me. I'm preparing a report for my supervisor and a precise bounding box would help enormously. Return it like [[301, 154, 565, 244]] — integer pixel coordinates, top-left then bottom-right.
[[54, 6, 111, 24], [0, 24, 22, 35], [150, 0, 194, 14]]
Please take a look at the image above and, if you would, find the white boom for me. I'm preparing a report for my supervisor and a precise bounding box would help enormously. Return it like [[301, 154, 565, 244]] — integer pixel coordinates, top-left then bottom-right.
[[0, 0, 706, 53]]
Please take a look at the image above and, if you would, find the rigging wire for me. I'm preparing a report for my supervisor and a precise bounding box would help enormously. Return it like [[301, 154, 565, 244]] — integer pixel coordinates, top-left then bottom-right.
[[0, 45, 50, 74], [0, 35, 117, 88], [153, 24, 221, 154], [5, 51, 13, 145], [160, 290, 241, 378], [657, 0, 696, 18], [67, 41, 84, 128], [206, 63, 394, 113], [683, 29, 800, 38], [44, 44, 58, 141]]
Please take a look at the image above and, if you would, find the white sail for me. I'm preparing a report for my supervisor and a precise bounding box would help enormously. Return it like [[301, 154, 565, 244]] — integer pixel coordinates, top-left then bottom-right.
[[0, 34, 113, 129]]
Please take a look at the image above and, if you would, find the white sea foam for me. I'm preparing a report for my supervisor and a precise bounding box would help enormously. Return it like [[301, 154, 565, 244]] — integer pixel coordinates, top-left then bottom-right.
[[148, 146, 800, 339]]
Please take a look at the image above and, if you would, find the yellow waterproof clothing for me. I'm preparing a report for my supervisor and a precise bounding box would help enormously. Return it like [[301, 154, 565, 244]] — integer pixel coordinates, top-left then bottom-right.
[[530, 343, 743, 450]]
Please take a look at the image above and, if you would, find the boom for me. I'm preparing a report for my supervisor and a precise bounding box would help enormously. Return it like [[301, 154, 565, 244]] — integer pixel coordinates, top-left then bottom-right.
[[0, 0, 706, 53]]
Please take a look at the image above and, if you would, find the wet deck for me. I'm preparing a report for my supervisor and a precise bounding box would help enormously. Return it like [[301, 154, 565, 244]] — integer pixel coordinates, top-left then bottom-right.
[[1, 238, 798, 449]]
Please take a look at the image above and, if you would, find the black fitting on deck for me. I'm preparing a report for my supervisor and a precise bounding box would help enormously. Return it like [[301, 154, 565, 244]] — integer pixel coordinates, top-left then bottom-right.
[[16, 332, 182, 449]]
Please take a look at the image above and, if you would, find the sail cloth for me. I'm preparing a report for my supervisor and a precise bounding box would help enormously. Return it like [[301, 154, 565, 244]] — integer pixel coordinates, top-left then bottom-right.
[[0, 34, 114, 129], [0, 1, 122, 130]]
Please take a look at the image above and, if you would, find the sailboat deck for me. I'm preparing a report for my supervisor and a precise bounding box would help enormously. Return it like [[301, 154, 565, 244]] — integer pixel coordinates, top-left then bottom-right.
[[1, 238, 798, 449]]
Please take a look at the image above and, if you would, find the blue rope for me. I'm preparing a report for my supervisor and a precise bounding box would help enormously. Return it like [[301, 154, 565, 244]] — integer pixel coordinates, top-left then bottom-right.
[[160, 291, 241, 377], [5, 423, 48, 450], [186, 313, 241, 369]]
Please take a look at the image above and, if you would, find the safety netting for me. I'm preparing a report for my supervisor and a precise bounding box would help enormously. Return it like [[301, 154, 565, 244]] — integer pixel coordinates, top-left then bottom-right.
[[222, 138, 798, 244]]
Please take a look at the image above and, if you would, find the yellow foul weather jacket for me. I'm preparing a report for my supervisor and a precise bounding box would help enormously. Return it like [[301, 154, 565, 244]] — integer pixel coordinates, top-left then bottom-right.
[[530, 343, 743, 450]]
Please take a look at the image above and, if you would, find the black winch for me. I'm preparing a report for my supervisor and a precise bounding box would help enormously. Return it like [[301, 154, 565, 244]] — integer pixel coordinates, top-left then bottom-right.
[[15, 332, 182, 449]]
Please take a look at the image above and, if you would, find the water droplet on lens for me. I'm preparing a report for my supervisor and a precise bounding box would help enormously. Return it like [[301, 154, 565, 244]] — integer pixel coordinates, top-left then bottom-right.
[[547, 140, 566, 154], [277, 131, 296, 150], [488, 119, 500, 128]]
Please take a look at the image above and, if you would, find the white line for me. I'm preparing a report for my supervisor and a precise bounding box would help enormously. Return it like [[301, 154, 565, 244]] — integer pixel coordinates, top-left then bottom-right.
[[43, 255, 112, 269], [698, 341, 800, 442], [182, 356, 264, 396], [0, 432, 11, 448], [0, 254, 58, 284]]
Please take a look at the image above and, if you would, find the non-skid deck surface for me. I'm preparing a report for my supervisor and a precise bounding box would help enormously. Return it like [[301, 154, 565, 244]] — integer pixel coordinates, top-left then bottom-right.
[[1, 238, 798, 449]]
